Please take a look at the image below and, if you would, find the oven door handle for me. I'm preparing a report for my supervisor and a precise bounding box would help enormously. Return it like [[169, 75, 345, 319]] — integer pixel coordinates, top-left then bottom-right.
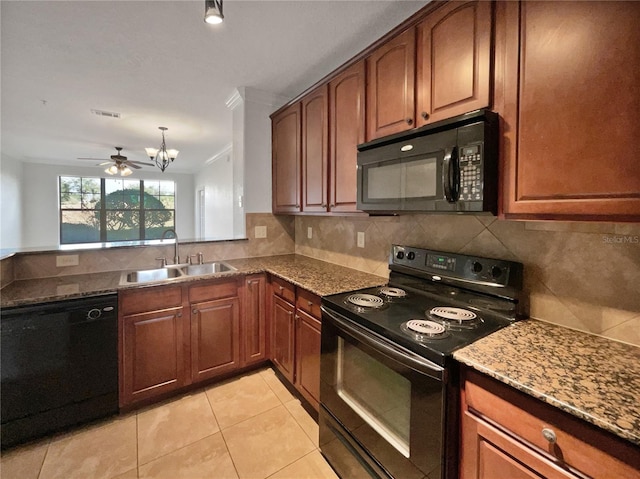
[[321, 306, 445, 381]]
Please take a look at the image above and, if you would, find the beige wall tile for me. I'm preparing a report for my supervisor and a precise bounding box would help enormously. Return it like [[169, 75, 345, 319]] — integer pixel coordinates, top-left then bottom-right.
[[295, 215, 640, 347]]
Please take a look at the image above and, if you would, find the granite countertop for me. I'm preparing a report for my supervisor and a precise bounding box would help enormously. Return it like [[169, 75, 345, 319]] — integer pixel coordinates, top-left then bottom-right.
[[454, 319, 640, 447], [0, 254, 387, 308]]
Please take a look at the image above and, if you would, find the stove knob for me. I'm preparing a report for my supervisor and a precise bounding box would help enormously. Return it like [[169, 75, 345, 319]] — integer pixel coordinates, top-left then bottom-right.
[[407, 252, 416, 260], [472, 261, 483, 273], [396, 251, 405, 260], [491, 266, 503, 278]]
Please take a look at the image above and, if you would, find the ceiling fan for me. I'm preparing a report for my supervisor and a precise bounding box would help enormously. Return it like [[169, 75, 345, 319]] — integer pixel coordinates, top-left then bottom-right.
[[77, 147, 154, 176]]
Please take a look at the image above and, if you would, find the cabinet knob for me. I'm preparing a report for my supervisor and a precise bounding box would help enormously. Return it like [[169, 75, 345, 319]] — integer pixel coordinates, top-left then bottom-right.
[[308, 301, 313, 307], [406, 118, 413, 125], [192, 308, 197, 315], [330, 203, 335, 208], [296, 204, 300, 209], [322, 203, 327, 208], [177, 311, 182, 317], [421, 112, 429, 120], [542, 427, 557, 444], [278, 286, 284, 292]]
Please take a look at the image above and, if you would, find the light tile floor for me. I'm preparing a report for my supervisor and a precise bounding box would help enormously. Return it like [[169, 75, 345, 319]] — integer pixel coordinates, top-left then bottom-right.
[[0, 368, 338, 479]]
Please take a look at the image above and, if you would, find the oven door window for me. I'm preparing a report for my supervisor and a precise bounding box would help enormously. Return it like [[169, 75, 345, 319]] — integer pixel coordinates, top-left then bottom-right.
[[337, 337, 411, 457]]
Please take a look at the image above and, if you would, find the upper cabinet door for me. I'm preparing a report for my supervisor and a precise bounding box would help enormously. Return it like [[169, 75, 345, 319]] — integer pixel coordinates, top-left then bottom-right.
[[366, 28, 416, 141], [301, 86, 329, 212], [272, 103, 301, 213], [416, 0, 492, 126], [329, 60, 365, 212], [498, 1, 640, 220]]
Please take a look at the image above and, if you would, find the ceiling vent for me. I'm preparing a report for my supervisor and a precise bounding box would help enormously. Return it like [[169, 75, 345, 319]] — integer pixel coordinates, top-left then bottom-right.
[[90, 109, 121, 119]]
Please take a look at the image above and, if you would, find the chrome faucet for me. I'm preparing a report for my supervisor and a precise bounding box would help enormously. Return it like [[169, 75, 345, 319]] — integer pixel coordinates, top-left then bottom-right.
[[161, 229, 180, 264]]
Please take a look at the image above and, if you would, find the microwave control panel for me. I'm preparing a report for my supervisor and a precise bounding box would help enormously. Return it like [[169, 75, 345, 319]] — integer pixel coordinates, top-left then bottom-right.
[[460, 144, 482, 201]]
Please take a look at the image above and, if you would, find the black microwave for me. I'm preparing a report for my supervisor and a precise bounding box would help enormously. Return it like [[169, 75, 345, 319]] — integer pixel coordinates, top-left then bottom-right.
[[357, 109, 499, 214]]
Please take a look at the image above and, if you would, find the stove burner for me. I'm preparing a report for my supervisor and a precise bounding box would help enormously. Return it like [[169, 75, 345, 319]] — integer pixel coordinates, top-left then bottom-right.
[[401, 320, 449, 341], [345, 293, 385, 309], [378, 287, 407, 299], [429, 307, 477, 322]]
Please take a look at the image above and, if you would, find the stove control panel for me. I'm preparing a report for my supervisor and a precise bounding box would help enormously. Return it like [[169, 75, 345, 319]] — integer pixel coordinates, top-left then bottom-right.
[[391, 245, 523, 291]]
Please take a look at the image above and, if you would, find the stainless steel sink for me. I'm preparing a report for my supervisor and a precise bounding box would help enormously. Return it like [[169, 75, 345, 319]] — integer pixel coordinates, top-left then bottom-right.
[[182, 262, 236, 276], [121, 262, 236, 284], [124, 267, 184, 284]]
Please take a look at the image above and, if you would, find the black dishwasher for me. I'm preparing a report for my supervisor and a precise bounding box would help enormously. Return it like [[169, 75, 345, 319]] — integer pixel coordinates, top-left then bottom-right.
[[1, 294, 119, 448]]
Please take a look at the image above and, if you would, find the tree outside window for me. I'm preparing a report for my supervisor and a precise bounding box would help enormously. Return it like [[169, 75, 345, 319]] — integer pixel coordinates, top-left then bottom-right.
[[59, 176, 176, 244]]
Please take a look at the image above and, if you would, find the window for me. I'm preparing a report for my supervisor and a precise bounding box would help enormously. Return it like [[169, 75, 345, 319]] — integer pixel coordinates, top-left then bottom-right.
[[59, 176, 176, 245]]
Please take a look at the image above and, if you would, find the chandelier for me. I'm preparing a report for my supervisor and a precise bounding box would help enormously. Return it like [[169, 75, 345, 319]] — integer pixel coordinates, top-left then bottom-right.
[[145, 127, 179, 172]]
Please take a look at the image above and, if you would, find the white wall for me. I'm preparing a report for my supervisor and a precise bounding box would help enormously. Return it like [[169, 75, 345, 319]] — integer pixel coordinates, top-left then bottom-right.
[[0, 155, 24, 249], [21, 162, 195, 248], [194, 152, 234, 240]]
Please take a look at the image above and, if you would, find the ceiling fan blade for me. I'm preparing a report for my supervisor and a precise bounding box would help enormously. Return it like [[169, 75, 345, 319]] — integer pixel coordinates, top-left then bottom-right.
[[98, 161, 112, 166], [127, 163, 142, 169], [127, 160, 155, 167], [77, 157, 108, 161]]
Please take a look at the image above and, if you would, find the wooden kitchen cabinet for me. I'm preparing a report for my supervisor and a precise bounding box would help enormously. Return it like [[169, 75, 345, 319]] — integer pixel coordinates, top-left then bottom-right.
[[329, 60, 365, 213], [189, 279, 241, 382], [119, 285, 187, 407], [497, 1, 640, 220], [272, 103, 301, 213], [301, 85, 329, 212], [366, 28, 416, 140], [295, 289, 322, 410], [268, 276, 322, 411], [460, 368, 640, 479], [416, 0, 492, 126], [242, 274, 267, 366], [271, 294, 296, 384]]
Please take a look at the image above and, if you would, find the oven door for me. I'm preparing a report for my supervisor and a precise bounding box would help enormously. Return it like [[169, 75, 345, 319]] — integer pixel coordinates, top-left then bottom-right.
[[320, 306, 448, 479]]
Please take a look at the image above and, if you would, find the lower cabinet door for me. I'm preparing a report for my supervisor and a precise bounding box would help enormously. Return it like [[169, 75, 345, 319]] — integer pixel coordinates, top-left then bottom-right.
[[121, 307, 186, 407], [243, 274, 267, 366], [271, 295, 295, 383], [191, 297, 240, 382], [295, 309, 321, 411]]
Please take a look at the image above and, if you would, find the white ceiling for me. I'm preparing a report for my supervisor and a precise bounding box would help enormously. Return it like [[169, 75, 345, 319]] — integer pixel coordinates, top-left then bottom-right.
[[1, 0, 426, 174]]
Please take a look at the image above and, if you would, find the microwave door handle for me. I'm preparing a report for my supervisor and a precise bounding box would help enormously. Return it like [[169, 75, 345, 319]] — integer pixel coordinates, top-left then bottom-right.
[[443, 146, 460, 203]]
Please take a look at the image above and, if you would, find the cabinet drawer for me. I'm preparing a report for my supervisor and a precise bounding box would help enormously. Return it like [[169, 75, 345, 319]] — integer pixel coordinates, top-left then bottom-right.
[[296, 289, 321, 319], [119, 285, 183, 316], [271, 276, 295, 304], [464, 370, 640, 478], [189, 279, 238, 303]]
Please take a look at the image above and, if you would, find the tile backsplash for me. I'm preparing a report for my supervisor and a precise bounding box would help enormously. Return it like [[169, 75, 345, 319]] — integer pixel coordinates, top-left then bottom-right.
[[294, 215, 640, 347], [3, 211, 639, 347]]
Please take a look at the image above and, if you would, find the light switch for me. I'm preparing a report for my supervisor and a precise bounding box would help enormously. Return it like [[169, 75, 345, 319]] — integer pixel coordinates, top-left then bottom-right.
[[307, 227, 313, 239], [357, 231, 365, 248], [255, 226, 267, 238]]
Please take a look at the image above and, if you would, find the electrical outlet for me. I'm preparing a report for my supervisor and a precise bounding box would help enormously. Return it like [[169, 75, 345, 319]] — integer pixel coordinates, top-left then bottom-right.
[[357, 231, 365, 248], [56, 254, 79, 267], [307, 227, 313, 239], [255, 226, 267, 238]]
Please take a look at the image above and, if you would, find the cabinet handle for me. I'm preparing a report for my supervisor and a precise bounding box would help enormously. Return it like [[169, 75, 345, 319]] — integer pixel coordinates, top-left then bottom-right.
[[406, 118, 413, 125], [421, 112, 429, 120], [542, 427, 557, 444]]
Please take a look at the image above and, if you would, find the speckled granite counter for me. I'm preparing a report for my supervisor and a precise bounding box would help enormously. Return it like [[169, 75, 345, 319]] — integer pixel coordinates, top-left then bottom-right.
[[0, 254, 386, 308], [454, 319, 640, 447]]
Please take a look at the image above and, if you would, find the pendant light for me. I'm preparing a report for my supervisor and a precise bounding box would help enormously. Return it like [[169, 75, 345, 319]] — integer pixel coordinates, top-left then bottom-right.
[[204, 0, 223, 24]]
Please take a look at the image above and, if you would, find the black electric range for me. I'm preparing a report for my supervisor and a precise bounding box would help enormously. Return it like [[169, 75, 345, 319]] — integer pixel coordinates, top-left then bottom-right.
[[322, 245, 525, 367]]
